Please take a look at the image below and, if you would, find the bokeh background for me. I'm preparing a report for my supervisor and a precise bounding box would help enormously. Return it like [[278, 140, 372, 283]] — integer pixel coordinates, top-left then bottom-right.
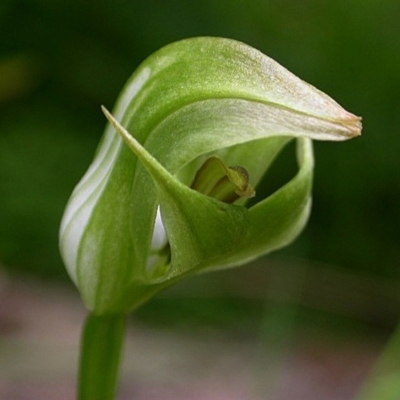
[[1, 1, 400, 399]]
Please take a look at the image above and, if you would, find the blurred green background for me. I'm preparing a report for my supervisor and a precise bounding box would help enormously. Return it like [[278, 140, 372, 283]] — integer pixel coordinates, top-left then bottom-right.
[[0, 1, 399, 327]]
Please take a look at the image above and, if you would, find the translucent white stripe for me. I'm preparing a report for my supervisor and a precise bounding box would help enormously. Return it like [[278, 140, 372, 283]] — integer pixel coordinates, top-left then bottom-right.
[[59, 67, 151, 282]]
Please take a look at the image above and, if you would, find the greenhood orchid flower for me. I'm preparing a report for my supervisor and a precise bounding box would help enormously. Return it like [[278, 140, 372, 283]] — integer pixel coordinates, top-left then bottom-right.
[[60, 37, 361, 315]]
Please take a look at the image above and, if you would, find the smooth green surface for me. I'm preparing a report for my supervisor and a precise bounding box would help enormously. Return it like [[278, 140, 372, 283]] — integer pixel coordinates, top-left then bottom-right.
[[59, 38, 359, 314], [0, 1, 398, 282], [78, 313, 127, 400], [356, 323, 400, 400]]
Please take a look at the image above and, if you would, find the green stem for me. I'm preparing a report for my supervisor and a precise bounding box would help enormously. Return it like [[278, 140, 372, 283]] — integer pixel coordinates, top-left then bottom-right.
[[78, 312, 127, 400]]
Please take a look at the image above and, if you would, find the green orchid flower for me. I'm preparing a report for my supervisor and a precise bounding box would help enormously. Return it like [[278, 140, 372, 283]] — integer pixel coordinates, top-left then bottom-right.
[[59, 37, 361, 316]]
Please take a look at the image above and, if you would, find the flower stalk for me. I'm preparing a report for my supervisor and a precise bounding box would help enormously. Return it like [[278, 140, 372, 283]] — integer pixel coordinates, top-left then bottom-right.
[[78, 313, 127, 400]]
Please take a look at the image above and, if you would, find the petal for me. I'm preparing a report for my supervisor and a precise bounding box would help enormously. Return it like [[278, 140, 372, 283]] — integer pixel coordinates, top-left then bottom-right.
[[60, 37, 360, 313], [102, 109, 313, 310]]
